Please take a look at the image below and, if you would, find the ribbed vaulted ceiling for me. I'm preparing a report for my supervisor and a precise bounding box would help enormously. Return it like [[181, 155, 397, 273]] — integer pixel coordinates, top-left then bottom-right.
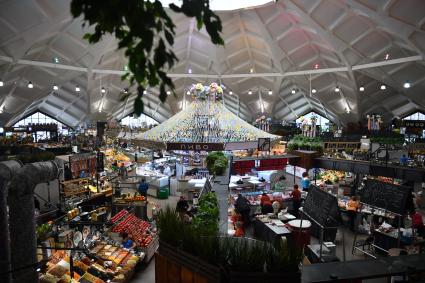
[[0, 0, 425, 127]]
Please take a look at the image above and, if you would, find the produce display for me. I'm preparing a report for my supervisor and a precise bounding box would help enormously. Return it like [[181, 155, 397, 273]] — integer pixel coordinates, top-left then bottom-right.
[[114, 193, 146, 204], [40, 241, 140, 283], [111, 210, 155, 247], [318, 170, 345, 184]]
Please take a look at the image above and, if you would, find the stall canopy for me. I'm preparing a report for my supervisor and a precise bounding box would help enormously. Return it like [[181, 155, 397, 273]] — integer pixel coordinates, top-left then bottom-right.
[[132, 84, 280, 150]]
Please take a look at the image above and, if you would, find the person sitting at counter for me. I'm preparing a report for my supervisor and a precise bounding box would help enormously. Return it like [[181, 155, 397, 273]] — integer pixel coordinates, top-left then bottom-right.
[[347, 196, 360, 231], [260, 193, 273, 214], [138, 179, 149, 198], [290, 185, 302, 217]]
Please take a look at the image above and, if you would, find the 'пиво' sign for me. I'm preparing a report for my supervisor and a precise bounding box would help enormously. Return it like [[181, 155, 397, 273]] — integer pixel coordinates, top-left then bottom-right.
[[166, 142, 224, 151], [402, 120, 425, 129]]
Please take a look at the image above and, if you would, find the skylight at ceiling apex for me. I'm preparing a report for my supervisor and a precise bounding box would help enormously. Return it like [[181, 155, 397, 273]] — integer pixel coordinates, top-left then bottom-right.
[[159, 0, 273, 11]]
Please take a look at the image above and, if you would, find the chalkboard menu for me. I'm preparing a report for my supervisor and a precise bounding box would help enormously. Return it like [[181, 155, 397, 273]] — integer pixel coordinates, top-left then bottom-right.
[[303, 185, 340, 227], [359, 179, 410, 214]]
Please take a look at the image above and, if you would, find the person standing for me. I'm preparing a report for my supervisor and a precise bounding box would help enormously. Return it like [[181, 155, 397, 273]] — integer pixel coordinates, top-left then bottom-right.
[[290, 185, 302, 217], [301, 172, 311, 192], [134, 153, 138, 163], [260, 193, 273, 215], [346, 196, 360, 231], [138, 178, 149, 198], [400, 154, 408, 166], [176, 196, 189, 220], [234, 193, 251, 227]]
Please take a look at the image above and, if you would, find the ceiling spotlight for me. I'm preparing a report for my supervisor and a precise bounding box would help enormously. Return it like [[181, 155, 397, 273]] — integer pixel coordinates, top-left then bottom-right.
[[36, 268, 41, 272], [53, 85, 59, 91], [291, 88, 296, 94], [268, 89, 273, 95], [75, 85, 80, 92], [229, 91, 233, 95], [53, 57, 59, 64], [314, 63, 319, 70], [186, 91, 190, 95], [359, 86, 365, 92], [123, 88, 128, 94], [384, 53, 390, 60], [334, 86, 340, 93], [346, 108, 351, 114], [166, 90, 171, 95], [98, 109, 102, 113], [0, 80, 3, 87], [27, 81, 33, 89], [101, 87, 106, 94], [248, 90, 253, 95], [143, 90, 147, 95], [403, 81, 411, 89], [250, 68, 254, 74], [380, 84, 386, 90], [188, 68, 192, 74], [311, 88, 317, 94]]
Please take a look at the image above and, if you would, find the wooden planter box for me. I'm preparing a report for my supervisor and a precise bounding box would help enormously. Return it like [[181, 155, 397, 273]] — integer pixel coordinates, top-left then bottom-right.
[[156, 241, 221, 283], [288, 150, 322, 170], [157, 241, 301, 283], [225, 270, 301, 283]]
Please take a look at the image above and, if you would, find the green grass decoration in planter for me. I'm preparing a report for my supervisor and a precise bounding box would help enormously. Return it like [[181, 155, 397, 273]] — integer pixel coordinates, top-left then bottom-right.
[[287, 135, 324, 153], [157, 191, 302, 280]]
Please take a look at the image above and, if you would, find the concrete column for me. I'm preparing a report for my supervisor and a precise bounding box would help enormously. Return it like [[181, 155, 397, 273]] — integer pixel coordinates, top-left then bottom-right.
[[8, 161, 58, 283], [0, 160, 22, 283]]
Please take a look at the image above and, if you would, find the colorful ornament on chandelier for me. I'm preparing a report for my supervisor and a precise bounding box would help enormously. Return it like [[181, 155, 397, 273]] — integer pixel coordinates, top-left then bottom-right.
[[189, 82, 225, 101]]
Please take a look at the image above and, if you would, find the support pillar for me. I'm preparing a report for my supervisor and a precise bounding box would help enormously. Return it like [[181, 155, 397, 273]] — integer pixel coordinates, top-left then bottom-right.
[[0, 161, 22, 283], [8, 161, 58, 283]]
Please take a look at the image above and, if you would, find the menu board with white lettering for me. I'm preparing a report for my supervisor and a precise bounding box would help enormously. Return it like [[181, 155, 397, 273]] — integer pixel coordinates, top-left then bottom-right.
[[360, 179, 410, 214]]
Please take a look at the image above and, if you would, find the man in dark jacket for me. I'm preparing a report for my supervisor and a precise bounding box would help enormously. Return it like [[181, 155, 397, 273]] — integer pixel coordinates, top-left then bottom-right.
[[235, 193, 251, 227]]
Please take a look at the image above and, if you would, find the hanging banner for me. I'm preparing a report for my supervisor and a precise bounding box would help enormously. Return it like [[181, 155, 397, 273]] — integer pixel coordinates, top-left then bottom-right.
[[166, 142, 224, 151]]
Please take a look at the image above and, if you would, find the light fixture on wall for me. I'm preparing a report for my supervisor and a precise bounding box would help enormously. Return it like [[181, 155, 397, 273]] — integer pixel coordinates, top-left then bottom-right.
[[359, 86, 365, 92], [403, 81, 411, 89], [27, 81, 34, 88]]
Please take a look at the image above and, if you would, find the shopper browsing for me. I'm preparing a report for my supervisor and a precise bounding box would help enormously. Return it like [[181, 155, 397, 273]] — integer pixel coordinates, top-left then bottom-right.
[[176, 196, 189, 220], [234, 193, 251, 227], [346, 196, 360, 231], [290, 185, 302, 217], [260, 193, 273, 215], [301, 172, 311, 192], [138, 179, 149, 198]]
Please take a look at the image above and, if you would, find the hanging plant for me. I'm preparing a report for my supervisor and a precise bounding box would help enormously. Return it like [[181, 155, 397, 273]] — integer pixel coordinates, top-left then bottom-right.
[[71, 0, 224, 115]]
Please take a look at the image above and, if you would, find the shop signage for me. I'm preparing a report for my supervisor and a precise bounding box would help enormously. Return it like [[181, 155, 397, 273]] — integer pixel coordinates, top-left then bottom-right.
[[166, 142, 224, 151], [402, 120, 425, 129]]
